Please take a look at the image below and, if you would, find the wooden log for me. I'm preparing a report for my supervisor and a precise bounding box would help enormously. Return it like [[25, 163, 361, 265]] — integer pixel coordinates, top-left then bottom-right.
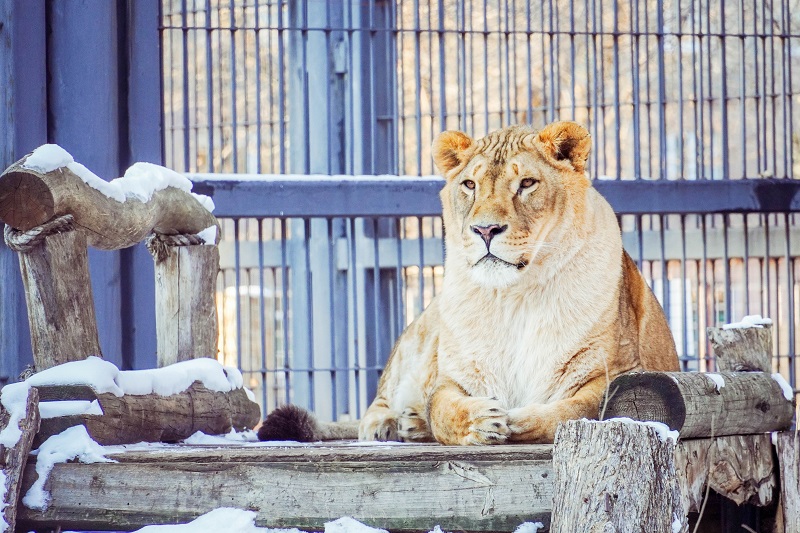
[[33, 382, 260, 447], [601, 371, 794, 438], [154, 244, 220, 366], [707, 325, 772, 372], [675, 434, 775, 510], [0, 159, 217, 250], [13, 227, 102, 369], [776, 431, 800, 533], [551, 419, 687, 532], [16, 444, 555, 532], [0, 386, 40, 532]]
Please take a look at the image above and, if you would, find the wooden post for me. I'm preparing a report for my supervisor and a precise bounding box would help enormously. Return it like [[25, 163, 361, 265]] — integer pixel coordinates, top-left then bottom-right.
[[5, 218, 102, 369], [707, 325, 772, 372], [776, 432, 799, 533], [601, 371, 794, 438], [551, 419, 687, 532], [0, 386, 40, 531], [150, 235, 220, 366]]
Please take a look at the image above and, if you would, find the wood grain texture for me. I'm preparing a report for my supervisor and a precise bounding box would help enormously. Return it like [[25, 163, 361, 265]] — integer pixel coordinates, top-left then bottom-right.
[[707, 326, 772, 372], [551, 419, 687, 533], [155, 244, 219, 366], [0, 161, 216, 250], [34, 382, 261, 447], [16, 230, 102, 369], [675, 434, 775, 511], [776, 431, 800, 533], [602, 371, 794, 438], [16, 443, 554, 532], [0, 387, 40, 532]]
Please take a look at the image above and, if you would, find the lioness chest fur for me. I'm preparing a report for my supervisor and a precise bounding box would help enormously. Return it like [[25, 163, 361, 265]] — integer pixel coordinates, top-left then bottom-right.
[[257, 120, 679, 445]]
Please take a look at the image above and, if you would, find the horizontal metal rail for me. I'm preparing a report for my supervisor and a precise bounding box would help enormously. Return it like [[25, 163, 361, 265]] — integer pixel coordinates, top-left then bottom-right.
[[190, 175, 800, 218]]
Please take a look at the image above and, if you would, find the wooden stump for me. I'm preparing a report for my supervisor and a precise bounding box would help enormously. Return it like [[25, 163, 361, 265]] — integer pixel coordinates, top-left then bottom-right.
[[33, 382, 260, 447], [601, 371, 794, 438], [707, 325, 772, 372], [153, 243, 220, 366], [10, 226, 102, 369], [551, 419, 687, 533], [0, 386, 40, 532], [776, 432, 799, 533]]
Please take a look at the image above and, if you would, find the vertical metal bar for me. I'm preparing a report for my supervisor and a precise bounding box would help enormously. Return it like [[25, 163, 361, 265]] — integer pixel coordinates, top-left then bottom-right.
[[719, 0, 729, 180], [395, 218, 405, 339], [738, 0, 746, 178], [254, 0, 263, 172], [785, 212, 795, 388], [612, 0, 622, 178], [277, 0, 287, 173], [234, 218, 243, 373], [680, 214, 688, 370], [744, 215, 751, 314], [205, 0, 215, 172], [437, 0, 446, 131], [656, 0, 667, 180], [258, 219, 267, 413], [303, 218, 315, 410], [326, 217, 338, 418], [414, 0, 422, 173], [417, 216, 425, 315], [181, 0, 191, 171], [631, 0, 641, 179], [280, 218, 291, 404], [348, 217, 362, 416], [229, 0, 238, 172], [676, 0, 685, 179], [723, 214, 731, 324]]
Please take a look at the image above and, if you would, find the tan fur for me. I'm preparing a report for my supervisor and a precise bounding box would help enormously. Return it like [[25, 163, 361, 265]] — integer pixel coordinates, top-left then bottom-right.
[[359, 121, 679, 445]]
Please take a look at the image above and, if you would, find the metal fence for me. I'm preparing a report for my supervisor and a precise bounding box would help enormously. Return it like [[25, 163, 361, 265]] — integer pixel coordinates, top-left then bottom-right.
[[160, 0, 800, 421]]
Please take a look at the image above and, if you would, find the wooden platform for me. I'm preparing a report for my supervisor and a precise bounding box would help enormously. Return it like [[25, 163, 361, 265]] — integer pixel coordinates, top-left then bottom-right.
[[17, 442, 555, 532]]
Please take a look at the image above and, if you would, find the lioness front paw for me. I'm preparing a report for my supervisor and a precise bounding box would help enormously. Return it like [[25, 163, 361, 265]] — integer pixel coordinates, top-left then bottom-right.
[[397, 407, 433, 442], [358, 410, 399, 441], [459, 397, 510, 445]]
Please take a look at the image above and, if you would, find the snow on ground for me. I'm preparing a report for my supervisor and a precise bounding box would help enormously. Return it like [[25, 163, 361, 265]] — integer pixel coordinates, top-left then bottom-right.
[[722, 314, 773, 330], [0, 382, 33, 447], [771, 373, 795, 401], [603, 417, 679, 443], [21, 144, 214, 212], [513, 522, 545, 533], [705, 373, 725, 392], [23, 425, 114, 511]]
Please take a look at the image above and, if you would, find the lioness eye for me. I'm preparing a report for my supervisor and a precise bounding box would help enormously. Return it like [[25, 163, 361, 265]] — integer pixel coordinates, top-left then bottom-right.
[[520, 178, 537, 189], [462, 180, 476, 190]]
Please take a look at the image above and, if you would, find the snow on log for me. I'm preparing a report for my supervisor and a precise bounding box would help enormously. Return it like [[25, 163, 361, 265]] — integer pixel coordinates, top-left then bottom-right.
[[0, 146, 217, 250], [16, 444, 554, 532], [707, 321, 772, 372], [32, 382, 259, 447], [601, 371, 794, 438], [776, 431, 799, 532], [0, 385, 40, 532], [9, 225, 102, 369], [551, 419, 687, 533]]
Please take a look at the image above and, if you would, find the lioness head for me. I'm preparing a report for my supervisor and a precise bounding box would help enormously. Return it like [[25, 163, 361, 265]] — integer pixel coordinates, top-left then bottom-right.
[[433, 121, 594, 288]]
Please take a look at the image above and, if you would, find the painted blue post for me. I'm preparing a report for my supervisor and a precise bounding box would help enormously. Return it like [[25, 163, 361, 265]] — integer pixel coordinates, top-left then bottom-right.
[[0, 0, 46, 383]]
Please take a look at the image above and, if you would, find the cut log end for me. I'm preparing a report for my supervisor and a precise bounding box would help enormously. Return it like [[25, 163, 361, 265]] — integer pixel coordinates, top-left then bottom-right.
[[602, 372, 686, 430], [0, 170, 55, 231]]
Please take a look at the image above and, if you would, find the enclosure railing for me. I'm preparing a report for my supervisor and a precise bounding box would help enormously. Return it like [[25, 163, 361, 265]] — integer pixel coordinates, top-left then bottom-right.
[[192, 174, 800, 420]]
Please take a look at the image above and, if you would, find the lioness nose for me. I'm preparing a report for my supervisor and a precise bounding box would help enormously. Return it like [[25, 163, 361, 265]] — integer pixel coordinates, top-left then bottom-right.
[[471, 224, 507, 248]]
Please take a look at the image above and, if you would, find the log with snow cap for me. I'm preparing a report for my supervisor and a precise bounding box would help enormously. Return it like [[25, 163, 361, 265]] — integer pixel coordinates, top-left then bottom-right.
[[0, 144, 217, 250]]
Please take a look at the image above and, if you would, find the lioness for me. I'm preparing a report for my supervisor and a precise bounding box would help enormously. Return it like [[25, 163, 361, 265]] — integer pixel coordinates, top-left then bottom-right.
[[258, 121, 679, 445]]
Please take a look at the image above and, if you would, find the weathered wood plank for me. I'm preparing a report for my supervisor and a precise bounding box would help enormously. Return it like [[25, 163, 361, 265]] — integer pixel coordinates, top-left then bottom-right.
[[601, 371, 793, 438], [0, 386, 40, 532], [15, 229, 102, 369], [707, 325, 772, 372], [16, 444, 554, 532], [34, 382, 260, 447], [776, 431, 799, 533], [551, 419, 687, 533], [155, 244, 219, 366], [675, 434, 775, 511]]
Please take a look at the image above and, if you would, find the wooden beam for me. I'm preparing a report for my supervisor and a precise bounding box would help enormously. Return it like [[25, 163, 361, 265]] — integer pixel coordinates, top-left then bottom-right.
[[13, 228, 102, 369], [0, 386, 40, 532], [16, 444, 555, 532], [33, 382, 260, 447], [551, 419, 687, 532], [0, 161, 216, 250], [706, 325, 772, 372], [601, 371, 794, 438], [776, 432, 799, 532]]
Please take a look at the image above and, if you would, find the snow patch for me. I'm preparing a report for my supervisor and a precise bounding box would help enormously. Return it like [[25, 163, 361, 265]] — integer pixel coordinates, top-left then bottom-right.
[[39, 400, 103, 419], [772, 431, 778, 446], [605, 417, 679, 443], [0, 382, 32, 447], [192, 193, 215, 212], [121, 162, 193, 202], [722, 314, 773, 330], [67, 161, 126, 202], [671, 515, 684, 532], [705, 373, 725, 392], [513, 522, 545, 533], [22, 144, 74, 173], [325, 517, 387, 533], [197, 225, 218, 245], [26, 357, 123, 396], [23, 425, 114, 511], [771, 373, 794, 401], [183, 428, 259, 445], [132, 507, 302, 533]]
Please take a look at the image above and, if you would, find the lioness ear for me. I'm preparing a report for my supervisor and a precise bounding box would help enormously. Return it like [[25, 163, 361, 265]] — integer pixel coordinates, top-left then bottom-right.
[[432, 130, 474, 176], [532, 121, 591, 172]]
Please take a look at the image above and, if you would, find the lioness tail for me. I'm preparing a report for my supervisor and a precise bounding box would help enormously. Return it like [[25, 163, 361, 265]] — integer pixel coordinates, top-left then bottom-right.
[[256, 404, 359, 442]]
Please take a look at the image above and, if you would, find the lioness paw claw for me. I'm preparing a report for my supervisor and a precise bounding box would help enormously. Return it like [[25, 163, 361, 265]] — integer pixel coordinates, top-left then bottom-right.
[[359, 412, 399, 441], [397, 407, 433, 442], [462, 398, 510, 445]]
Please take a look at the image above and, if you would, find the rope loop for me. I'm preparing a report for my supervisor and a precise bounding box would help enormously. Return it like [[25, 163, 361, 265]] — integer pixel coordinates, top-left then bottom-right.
[[4, 214, 76, 253], [145, 232, 205, 263]]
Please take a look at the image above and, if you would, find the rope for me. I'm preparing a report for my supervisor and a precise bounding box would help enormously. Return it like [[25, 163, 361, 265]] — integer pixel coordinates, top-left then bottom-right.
[[145, 232, 206, 263], [4, 214, 76, 253]]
